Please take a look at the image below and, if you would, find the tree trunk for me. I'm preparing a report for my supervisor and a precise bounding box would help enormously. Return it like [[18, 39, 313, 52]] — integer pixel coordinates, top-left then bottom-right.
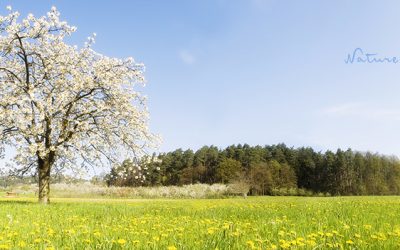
[[38, 152, 54, 204]]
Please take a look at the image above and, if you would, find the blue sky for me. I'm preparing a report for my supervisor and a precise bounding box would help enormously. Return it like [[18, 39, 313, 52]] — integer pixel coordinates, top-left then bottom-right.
[[4, 1, 400, 157]]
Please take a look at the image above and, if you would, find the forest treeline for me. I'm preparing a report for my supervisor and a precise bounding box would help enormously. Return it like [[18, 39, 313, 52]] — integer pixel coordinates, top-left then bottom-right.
[[106, 144, 400, 196]]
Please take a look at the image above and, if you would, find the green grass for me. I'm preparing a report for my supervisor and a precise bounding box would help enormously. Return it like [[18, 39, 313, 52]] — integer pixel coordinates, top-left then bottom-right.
[[0, 196, 399, 249]]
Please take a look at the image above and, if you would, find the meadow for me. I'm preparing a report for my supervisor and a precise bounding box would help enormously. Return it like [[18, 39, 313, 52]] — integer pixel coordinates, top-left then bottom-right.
[[0, 196, 398, 249]]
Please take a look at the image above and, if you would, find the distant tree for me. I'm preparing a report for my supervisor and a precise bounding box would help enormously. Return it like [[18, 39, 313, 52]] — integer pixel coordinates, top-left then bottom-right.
[[268, 160, 297, 188], [320, 150, 337, 193], [248, 162, 272, 195], [295, 147, 317, 190], [179, 166, 195, 185], [193, 146, 219, 183], [228, 179, 250, 198], [215, 158, 242, 184], [386, 158, 400, 194]]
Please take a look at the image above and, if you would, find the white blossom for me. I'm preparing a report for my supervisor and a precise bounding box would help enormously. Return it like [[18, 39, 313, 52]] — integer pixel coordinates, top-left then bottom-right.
[[0, 6, 159, 176]]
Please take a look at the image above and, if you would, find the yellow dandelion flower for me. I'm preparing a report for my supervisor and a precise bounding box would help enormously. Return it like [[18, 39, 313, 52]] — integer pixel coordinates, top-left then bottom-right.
[[269, 244, 278, 250], [117, 239, 127, 245], [280, 242, 291, 249], [364, 224, 372, 230], [346, 239, 354, 245], [306, 240, 317, 246], [167, 246, 177, 250], [231, 231, 240, 237], [246, 240, 255, 248], [17, 241, 26, 247]]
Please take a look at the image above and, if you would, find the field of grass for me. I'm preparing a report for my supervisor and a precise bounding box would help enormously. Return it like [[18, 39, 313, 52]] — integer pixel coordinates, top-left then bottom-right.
[[0, 196, 399, 249]]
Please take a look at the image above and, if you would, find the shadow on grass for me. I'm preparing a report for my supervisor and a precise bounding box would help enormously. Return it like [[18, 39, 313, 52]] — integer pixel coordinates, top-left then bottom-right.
[[0, 199, 35, 205]]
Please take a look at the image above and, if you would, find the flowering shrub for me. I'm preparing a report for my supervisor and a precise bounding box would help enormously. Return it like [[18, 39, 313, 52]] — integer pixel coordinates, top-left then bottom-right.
[[10, 182, 230, 199]]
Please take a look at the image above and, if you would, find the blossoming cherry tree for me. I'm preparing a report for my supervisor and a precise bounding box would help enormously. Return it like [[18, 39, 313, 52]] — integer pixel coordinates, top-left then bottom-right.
[[0, 6, 155, 203]]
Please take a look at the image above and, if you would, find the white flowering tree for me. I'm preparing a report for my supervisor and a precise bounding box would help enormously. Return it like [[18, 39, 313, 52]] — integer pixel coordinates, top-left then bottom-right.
[[0, 7, 156, 203]]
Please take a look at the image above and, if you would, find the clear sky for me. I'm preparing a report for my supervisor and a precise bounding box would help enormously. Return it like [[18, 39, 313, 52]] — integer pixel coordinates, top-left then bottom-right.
[[3, 1, 400, 157]]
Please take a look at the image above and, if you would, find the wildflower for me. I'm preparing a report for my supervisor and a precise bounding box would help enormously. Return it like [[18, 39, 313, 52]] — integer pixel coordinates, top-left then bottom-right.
[[17, 241, 26, 247], [377, 233, 387, 241], [269, 244, 278, 250], [346, 239, 354, 245], [246, 240, 255, 248], [167, 246, 177, 250], [280, 242, 291, 249], [117, 239, 127, 245], [306, 240, 317, 246], [364, 224, 372, 230], [65, 229, 76, 235]]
